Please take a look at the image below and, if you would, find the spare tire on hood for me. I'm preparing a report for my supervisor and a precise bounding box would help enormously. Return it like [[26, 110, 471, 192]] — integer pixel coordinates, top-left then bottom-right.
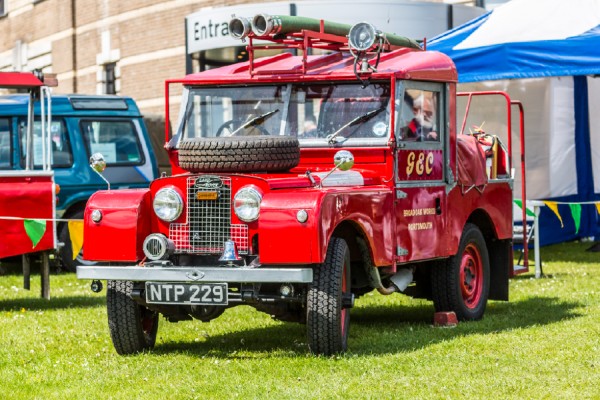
[[177, 135, 300, 173]]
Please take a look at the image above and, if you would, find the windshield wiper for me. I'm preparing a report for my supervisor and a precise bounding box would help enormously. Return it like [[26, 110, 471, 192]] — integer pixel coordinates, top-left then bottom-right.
[[327, 106, 386, 144], [227, 109, 280, 137]]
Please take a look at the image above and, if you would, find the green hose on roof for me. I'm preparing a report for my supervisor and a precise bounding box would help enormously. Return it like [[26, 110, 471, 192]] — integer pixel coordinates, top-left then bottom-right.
[[250, 14, 421, 50]]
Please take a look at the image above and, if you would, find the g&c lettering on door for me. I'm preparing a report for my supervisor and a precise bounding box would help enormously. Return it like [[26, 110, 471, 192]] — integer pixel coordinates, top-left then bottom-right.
[[406, 151, 435, 176]]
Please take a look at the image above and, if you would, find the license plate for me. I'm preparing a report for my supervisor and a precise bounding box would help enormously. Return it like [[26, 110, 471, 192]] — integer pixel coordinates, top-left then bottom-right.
[[145, 282, 228, 305]]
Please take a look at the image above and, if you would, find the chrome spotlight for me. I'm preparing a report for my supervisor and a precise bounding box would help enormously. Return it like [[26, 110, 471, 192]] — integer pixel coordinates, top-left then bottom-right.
[[348, 22, 379, 52]]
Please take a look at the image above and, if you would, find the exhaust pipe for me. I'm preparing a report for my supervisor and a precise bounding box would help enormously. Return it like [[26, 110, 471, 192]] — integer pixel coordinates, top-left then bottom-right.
[[229, 16, 252, 40]]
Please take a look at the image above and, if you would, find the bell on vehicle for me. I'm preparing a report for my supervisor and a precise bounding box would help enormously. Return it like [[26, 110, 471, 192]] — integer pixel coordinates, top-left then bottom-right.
[[219, 240, 242, 263], [348, 22, 378, 52]]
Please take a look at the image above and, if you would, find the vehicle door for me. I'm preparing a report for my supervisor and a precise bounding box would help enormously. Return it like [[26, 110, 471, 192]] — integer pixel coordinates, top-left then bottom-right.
[[394, 81, 449, 261]]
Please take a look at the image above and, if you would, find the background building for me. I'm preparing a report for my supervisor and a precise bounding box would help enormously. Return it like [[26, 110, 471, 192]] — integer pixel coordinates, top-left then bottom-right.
[[0, 0, 495, 118]]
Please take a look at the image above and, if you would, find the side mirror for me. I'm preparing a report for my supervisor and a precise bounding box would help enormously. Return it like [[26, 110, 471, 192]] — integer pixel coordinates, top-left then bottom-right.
[[333, 150, 354, 171], [90, 153, 106, 173], [315, 150, 355, 188], [89, 153, 110, 190]]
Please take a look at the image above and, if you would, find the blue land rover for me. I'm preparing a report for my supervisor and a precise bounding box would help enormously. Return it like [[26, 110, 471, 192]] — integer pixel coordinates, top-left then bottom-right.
[[0, 95, 159, 271]]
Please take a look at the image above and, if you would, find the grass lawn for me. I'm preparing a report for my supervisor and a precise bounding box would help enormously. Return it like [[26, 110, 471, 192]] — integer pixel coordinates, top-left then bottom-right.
[[1, 242, 599, 399]]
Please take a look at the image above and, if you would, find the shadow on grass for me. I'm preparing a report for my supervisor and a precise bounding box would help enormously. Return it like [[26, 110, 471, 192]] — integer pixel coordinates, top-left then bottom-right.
[[0, 295, 104, 312], [154, 295, 582, 358]]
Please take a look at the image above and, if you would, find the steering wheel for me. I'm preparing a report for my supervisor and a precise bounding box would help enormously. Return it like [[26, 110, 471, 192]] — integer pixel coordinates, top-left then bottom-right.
[[216, 119, 271, 137]]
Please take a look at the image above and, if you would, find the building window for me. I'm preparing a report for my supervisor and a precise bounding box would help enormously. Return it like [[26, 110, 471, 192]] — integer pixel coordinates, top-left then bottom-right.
[[0, 0, 5, 16], [104, 62, 117, 95]]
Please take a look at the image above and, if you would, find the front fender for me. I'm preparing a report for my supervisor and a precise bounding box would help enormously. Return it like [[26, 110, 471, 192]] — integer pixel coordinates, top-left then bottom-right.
[[259, 188, 394, 265], [83, 189, 152, 262], [259, 190, 321, 264]]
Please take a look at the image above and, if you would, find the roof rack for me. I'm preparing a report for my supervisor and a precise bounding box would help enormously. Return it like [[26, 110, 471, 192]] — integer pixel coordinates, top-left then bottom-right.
[[230, 15, 421, 76]]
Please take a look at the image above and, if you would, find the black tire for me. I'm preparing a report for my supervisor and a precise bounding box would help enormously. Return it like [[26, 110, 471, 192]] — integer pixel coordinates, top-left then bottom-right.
[[431, 223, 490, 321], [58, 210, 96, 273], [307, 237, 351, 355], [177, 136, 300, 173], [107, 280, 159, 355]]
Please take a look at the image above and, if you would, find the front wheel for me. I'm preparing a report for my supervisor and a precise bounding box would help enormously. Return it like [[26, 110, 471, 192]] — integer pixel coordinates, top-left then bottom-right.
[[431, 223, 490, 321], [107, 280, 159, 355], [307, 237, 351, 355]]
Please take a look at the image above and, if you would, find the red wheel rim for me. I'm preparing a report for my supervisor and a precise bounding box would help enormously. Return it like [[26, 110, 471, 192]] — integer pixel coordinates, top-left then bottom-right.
[[459, 243, 483, 309]]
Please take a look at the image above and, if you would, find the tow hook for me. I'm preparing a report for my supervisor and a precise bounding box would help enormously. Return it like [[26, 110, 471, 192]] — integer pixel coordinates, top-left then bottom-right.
[[90, 280, 103, 293]]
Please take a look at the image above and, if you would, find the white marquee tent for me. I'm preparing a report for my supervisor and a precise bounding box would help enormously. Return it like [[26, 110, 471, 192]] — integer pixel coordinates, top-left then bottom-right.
[[429, 0, 600, 244]]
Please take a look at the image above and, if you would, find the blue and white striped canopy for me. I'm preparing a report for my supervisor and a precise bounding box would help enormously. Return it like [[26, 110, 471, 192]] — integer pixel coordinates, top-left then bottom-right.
[[428, 0, 600, 82]]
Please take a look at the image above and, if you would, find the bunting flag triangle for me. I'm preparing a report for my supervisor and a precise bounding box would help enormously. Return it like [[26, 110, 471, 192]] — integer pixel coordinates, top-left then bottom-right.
[[23, 219, 47, 248], [544, 201, 564, 228], [596, 202, 600, 216], [513, 199, 536, 218], [569, 203, 582, 234], [68, 220, 84, 260]]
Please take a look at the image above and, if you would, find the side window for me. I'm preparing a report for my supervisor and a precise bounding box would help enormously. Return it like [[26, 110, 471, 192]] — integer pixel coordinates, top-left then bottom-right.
[[18, 118, 73, 168], [80, 120, 143, 165], [395, 82, 446, 184], [0, 118, 11, 169], [398, 88, 441, 143]]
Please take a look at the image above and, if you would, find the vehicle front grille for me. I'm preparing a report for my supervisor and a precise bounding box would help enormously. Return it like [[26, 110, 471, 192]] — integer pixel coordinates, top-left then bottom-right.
[[169, 176, 248, 254]]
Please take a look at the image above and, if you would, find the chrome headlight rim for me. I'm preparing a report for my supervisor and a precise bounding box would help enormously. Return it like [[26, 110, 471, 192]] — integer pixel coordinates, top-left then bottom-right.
[[153, 187, 183, 222], [234, 186, 262, 223]]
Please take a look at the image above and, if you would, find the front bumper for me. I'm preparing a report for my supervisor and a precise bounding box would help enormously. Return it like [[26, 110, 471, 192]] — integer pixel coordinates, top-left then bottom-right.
[[77, 265, 313, 283]]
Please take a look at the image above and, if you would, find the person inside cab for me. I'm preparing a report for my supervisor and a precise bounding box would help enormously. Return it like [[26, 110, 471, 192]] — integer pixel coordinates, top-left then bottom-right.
[[403, 92, 438, 141]]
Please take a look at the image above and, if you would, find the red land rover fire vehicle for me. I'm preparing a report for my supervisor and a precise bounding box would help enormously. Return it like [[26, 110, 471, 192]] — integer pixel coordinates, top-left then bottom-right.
[[78, 15, 525, 355]]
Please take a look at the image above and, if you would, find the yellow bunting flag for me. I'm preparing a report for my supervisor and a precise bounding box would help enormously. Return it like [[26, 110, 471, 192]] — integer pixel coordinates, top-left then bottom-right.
[[68, 220, 84, 260], [543, 201, 564, 228], [596, 202, 600, 215]]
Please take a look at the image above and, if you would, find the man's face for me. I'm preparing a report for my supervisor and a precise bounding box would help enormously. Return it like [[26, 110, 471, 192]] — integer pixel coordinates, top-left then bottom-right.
[[415, 100, 434, 129]]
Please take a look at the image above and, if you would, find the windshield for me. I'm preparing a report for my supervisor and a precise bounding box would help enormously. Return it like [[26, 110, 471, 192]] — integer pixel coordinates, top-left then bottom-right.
[[170, 82, 391, 148]]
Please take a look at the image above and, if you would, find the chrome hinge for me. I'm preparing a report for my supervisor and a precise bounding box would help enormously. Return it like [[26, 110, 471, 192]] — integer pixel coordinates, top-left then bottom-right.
[[396, 190, 407, 199], [396, 246, 409, 256]]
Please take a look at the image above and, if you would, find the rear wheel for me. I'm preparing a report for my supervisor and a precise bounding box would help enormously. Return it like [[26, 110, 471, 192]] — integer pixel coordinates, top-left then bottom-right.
[[107, 280, 159, 355], [432, 223, 490, 320], [307, 237, 351, 355]]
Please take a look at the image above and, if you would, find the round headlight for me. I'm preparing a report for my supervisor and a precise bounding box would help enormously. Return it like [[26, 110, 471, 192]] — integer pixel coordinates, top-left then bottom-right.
[[153, 187, 183, 222], [234, 187, 262, 222]]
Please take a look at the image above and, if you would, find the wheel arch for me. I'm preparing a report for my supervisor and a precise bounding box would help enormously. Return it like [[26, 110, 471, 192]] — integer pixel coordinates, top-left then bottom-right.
[[331, 220, 374, 292], [467, 209, 510, 301]]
